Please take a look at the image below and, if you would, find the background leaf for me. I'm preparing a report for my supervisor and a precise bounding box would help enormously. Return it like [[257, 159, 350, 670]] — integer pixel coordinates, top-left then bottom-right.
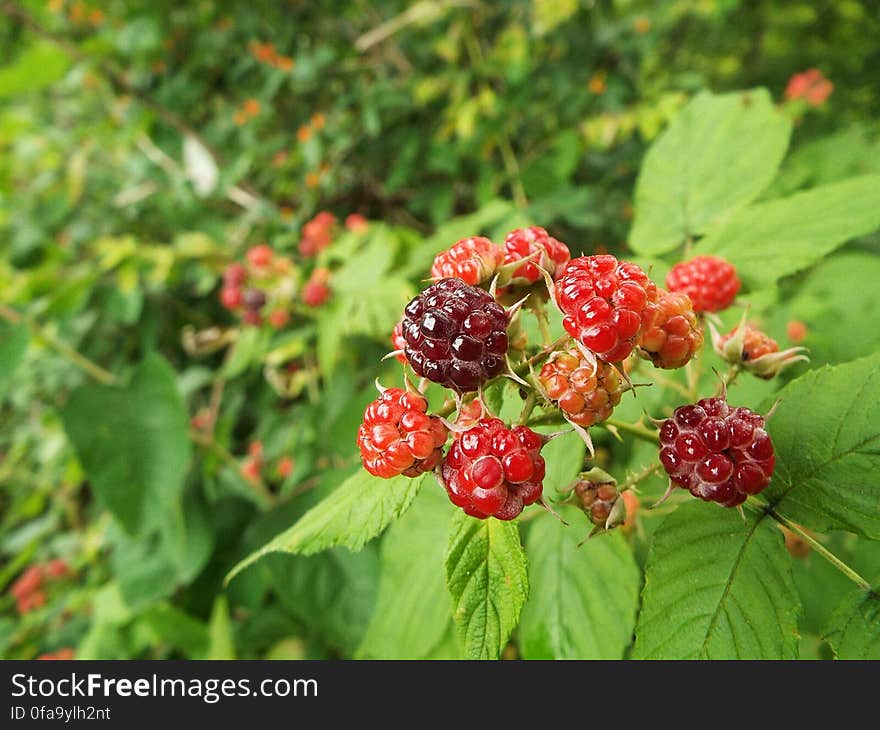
[[700, 175, 880, 288], [0, 318, 27, 402], [823, 587, 880, 659], [446, 513, 528, 660], [226, 471, 425, 582], [60, 354, 191, 534], [633, 502, 800, 659], [760, 353, 880, 539], [628, 89, 791, 255], [519, 508, 640, 659], [357, 487, 460, 659]]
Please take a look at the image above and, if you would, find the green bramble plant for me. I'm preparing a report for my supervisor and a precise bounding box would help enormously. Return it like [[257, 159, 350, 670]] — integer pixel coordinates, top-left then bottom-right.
[[229, 89, 880, 660]]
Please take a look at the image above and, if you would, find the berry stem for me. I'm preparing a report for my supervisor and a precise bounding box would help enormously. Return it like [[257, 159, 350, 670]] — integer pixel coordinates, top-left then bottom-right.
[[750, 499, 873, 592], [0, 304, 119, 386], [619, 461, 663, 492], [190, 429, 277, 508], [717, 363, 742, 394], [641, 367, 691, 399], [531, 299, 553, 346], [518, 391, 538, 426], [603, 418, 660, 444]]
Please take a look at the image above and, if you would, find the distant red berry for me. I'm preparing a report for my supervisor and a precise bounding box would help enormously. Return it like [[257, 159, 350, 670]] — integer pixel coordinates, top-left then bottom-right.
[[240, 458, 262, 483], [247, 244, 274, 268], [402, 278, 509, 392], [10, 566, 43, 600], [555, 255, 659, 362], [223, 262, 248, 287], [277, 456, 294, 478], [638, 290, 703, 369], [503, 226, 570, 284], [220, 286, 242, 310], [440, 418, 545, 520], [303, 268, 331, 307], [37, 648, 75, 660], [242, 288, 267, 311], [786, 320, 808, 344], [357, 388, 448, 479], [45, 560, 70, 580], [666, 256, 740, 313], [345, 213, 369, 232], [658, 398, 775, 507], [242, 310, 262, 326], [431, 237, 503, 286], [299, 211, 337, 256], [268, 309, 290, 329]]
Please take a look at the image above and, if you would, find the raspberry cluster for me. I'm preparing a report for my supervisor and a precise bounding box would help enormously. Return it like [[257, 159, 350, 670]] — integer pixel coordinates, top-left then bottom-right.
[[666, 255, 740, 314], [401, 278, 509, 391], [503, 226, 570, 285], [357, 388, 448, 479], [638, 290, 703, 369], [441, 418, 546, 520], [430, 236, 502, 286], [538, 349, 624, 427], [220, 245, 296, 328], [555, 255, 659, 362], [658, 398, 775, 507]]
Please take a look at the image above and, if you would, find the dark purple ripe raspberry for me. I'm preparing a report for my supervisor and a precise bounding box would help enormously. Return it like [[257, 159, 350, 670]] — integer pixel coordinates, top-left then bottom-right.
[[402, 278, 509, 392], [658, 398, 775, 508]]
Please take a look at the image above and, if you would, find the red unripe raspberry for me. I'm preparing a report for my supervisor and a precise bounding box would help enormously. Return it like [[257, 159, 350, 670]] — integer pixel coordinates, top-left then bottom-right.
[[638, 290, 703, 369], [302, 268, 331, 307], [391, 319, 408, 364], [786, 320, 808, 344], [299, 211, 337, 257], [17, 590, 47, 614], [223, 262, 248, 287], [45, 559, 71, 580], [248, 440, 264, 458], [440, 418, 545, 520], [10, 566, 43, 600], [431, 237, 503, 286], [666, 255, 740, 313], [402, 278, 509, 392], [658, 398, 775, 507], [555, 255, 659, 362], [345, 213, 369, 232], [240, 457, 262, 483], [538, 348, 624, 427], [242, 310, 262, 326], [220, 286, 242, 310], [358, 388, 448, 479], [721, 325, 778, 361], [268, 309, 290, 329], [277, 456, 294, 478], [503, 226, 570, 284], [247, 244, 274, 269]]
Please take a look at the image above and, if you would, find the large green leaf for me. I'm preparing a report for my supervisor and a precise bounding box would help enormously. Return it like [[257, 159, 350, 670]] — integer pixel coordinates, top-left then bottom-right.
[[628, 89, 790, 255], [760, 354, 880, 539], [633, 502, 800, 659], [0, 42, 70, 98], [226, 471, 425, 582], [519, 509, 640, 659], [446, 513, 528, 660], [0, 318, 27, 402], [357, 487, 459, 659], [823, 588, 880, 659], [700, 176, 880, 288], [61, 354, 191, 535]]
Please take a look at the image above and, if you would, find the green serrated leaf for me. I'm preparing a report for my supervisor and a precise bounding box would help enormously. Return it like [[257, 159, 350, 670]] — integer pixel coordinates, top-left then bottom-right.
[[823, 587, 880, 659], [60, 354, 191, 535], [446, 513, 528, 660], [0, 318, 27, 402], [700, 175, 880, 288], [519, 508, 640, 659], [226, 471, 425, 583], [633, 502, 800, 659], [357, 488, 459, 659], [629, 89, 790, 255], [760, 353, 880, 539]]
